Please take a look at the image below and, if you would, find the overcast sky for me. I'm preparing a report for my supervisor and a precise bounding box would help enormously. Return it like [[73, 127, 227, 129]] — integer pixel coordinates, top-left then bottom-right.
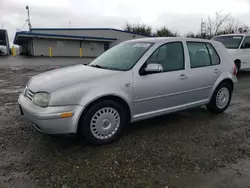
[[1, 0, 250, 44]]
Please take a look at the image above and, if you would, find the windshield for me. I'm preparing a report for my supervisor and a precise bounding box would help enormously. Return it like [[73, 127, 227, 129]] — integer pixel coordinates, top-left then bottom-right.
[[89, 42, 153, 71], [212, 36, 243, 49]]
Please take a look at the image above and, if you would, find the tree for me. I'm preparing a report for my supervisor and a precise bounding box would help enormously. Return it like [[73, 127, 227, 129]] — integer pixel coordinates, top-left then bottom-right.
[[202, 11, 249, 38], [185, 32, 200, 38], [185, 32, 195, 38], [184, 11, 250, 39], [205, 12, 231, 37], [155, 27, 178, 37], [124, 23, 152, 36]]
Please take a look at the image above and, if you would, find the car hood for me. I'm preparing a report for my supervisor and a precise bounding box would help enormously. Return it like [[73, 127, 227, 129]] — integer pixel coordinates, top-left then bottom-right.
[[28, 65, 120, 93]]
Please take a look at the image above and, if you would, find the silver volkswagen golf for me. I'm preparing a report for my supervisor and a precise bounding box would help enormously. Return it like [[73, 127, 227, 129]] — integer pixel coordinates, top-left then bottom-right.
[[18, 37, 237, 145]]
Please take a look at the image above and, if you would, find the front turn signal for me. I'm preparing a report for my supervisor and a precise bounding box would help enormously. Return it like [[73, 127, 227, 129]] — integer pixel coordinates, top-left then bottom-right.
[[61, 112, 73, 118]]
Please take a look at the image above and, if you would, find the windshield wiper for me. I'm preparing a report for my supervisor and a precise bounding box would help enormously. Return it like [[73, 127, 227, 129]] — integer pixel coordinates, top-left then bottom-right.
[[89, 64, 107, 69]]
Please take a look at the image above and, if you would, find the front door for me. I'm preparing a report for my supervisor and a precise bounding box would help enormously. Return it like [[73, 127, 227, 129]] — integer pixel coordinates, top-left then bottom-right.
[[133, 41, 189, 120], [239, 36, 250, 69], [185, 41, 221, 107]]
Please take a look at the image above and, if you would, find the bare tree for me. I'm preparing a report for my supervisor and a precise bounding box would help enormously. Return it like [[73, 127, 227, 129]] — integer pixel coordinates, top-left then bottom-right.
[[203, 11, 231, 37], [225, 17, 240, 33], [202, 11, 250, 38], [204, 12, 231, 38]]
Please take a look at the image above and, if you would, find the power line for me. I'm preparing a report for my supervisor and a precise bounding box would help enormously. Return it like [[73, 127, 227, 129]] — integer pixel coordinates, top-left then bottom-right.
[[19, 21, 28, 31]]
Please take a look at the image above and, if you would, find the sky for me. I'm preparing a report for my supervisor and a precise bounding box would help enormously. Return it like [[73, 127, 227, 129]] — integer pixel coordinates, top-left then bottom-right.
[[1, 0, 250, 44]]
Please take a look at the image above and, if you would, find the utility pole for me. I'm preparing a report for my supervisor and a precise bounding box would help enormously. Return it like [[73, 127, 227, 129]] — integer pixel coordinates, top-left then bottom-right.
[[69, 20, 71, 28], [26, 5, 32, 31], [1, 24, 4, 29]]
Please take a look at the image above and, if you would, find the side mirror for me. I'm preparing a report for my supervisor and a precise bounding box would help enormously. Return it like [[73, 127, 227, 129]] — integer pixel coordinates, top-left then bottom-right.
[[144, 63, 163, 74]]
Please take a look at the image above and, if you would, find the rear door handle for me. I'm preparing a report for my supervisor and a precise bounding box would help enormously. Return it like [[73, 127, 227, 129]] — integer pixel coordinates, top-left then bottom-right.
[[180, 74, 188, 80], [213, 69, 220, 74]]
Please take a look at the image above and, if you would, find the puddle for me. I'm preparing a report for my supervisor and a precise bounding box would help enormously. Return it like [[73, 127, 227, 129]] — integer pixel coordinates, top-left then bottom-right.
[[199, 158, 250, 188], [0, 80, 10, 86], [4, 102, 18, 106]]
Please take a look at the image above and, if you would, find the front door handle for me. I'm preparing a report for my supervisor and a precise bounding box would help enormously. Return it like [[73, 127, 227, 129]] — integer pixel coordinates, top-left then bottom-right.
[[180, 74, 188, 80], [213, 69, 220, 74]]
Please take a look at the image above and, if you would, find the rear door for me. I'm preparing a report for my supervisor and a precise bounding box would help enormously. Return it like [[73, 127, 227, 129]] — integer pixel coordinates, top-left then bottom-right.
[[184, 41, 221, 107]]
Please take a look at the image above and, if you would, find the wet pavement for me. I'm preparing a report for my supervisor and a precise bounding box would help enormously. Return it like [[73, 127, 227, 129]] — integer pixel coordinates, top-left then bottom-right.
[[0, 57, 250, 188], [0, 56, 94, 68]]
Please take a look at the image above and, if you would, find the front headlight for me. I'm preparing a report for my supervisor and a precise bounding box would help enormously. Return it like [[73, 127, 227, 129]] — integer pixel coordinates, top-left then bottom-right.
[[33, 92, 50, 107]]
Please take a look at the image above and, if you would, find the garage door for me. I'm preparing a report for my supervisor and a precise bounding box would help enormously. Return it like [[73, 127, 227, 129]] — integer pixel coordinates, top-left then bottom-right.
[[33, 39, 80, 57]]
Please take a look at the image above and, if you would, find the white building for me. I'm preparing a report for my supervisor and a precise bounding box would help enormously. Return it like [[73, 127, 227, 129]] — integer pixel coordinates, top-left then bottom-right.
[[14, 28, 147, 57]]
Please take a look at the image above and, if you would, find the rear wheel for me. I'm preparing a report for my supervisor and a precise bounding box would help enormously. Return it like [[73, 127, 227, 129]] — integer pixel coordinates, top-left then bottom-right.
[[79, 100, 127, 145], [206, 82, 232, 113]]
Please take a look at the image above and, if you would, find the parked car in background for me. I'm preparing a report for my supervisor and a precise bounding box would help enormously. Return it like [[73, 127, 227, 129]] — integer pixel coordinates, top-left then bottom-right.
[[0, 45, 7, 56], [18, 37, 237, 145], [212, 34, 250, 71]]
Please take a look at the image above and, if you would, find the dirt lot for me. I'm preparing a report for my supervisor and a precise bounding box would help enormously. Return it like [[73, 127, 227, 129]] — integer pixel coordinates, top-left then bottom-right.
[[1, 58, 250, 188]]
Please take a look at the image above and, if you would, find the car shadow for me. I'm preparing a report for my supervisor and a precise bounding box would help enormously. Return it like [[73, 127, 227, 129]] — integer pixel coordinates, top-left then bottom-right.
[[35, 104, 230, 152], [237, 70, 250, 79], [127, 106, 218, 133]]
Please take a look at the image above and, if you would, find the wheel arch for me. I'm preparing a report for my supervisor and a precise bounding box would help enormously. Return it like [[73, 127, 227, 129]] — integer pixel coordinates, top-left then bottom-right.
[[77, 95, 132, 133], [218, 79, 234, 90], [209, 76, 234, 101], [234, 59, 241, 62], [234, 59, 241, 70]]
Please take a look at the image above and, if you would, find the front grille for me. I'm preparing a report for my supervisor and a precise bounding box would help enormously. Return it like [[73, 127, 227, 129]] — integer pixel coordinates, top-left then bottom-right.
[[25, 88, 35, 101]]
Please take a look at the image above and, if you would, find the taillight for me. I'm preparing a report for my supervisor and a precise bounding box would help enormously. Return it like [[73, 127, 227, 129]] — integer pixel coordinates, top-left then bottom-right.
[[233, 64, 238, 75]]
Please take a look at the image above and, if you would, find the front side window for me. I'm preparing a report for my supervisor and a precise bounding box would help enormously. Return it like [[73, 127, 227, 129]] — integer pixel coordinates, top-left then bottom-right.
[[241, 36, 250, 49], [89, 42, 153, 71], [212, 36, 243, 49], [147, 42, 185, 72]]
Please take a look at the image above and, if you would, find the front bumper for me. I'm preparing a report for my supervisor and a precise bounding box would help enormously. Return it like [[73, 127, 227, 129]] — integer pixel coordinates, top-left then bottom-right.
[[18, 94, 84, 134]]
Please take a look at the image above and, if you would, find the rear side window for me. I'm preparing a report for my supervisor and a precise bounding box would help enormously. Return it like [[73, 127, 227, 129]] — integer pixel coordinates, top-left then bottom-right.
[[187, 42, 220, 68]]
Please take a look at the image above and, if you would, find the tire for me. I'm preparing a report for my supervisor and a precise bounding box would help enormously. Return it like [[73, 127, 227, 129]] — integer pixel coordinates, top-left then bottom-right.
[[206, 82, 233, 113], [79, 100, 127, 145]]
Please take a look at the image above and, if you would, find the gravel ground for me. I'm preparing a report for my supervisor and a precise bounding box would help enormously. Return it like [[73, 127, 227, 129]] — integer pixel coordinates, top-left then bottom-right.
[[1, 62, 250, 188]]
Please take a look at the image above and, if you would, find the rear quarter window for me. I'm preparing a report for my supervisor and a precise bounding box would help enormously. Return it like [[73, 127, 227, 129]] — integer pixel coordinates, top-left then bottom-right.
[[206, 43, 220, 65]]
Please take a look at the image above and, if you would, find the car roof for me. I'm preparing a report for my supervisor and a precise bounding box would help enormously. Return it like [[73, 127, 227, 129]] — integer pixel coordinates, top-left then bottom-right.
[[127, 37, 213, 43], [213, 33, 250, 38]]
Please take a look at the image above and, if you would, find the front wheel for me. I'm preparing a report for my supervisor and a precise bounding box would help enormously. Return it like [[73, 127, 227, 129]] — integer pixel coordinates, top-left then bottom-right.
[[206, 82, 232, 113], [79, 100, 127, 145]]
